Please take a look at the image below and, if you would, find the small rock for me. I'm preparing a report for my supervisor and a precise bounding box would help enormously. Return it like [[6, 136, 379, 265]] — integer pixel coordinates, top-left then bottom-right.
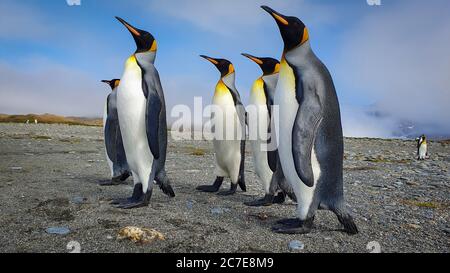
[[211, 207, 230, 214], [10, 167, 23, 171], [289, 240, 305, 251], [46, 227, 71, 235], [72, 197, 87, 204], [406, 181, 419, 186], [442, 227, 450, 234], [407, 224, 421, 230], [186, 200, 194, 210], [107, 235, 114, 240]]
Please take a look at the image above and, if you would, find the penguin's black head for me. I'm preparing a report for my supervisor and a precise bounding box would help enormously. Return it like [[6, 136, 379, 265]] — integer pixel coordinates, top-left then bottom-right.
[[242, 53, 280, 76], [101, 79, 120, 90], [116, 17, 157, 54], [200, 55, 235, 78], [261, 6, 309, 53]]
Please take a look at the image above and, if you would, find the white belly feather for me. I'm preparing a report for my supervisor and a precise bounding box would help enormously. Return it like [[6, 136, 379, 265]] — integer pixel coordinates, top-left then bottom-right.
[[275, 60, 318, 220], [249, 78, 273, 193], [103, 101, 114, 176], [211, 82, 242, 183], [117, 56, 154, 192]]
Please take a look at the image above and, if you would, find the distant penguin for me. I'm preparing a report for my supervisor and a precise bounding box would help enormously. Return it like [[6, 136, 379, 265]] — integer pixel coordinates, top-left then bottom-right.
[[241, 53, 289, 206], [196, 56, 247, 196], [100, 79, 131, 186], [110, 17, 175, 209], [34, 119, 38, 124], [262, 6, 358, 234], [417, 135, 428, 160]]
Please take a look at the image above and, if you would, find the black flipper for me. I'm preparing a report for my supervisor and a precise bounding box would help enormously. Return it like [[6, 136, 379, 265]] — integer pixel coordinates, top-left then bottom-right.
[[145, 91, 162, 160], [238, 138, 246, 192], [292, 79, 323, 188], [263, 83, 277, 172], [104, 95, 118, 163]]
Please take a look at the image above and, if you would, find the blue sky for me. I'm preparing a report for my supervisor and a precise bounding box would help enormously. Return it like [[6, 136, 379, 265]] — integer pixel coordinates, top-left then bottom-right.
[[1, 0, 449, 138]]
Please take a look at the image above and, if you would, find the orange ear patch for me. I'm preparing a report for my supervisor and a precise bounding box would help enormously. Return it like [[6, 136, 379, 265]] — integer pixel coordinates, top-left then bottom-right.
[[228, 64, 235, 74], [150, 40, 157, 52], [273, 63, 280, 74], [301, 28, 309, 45]]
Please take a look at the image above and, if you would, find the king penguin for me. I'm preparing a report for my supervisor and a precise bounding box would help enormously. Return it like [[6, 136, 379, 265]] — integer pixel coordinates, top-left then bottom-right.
[[196, 56, 247, 196], [417, 135, 428, 160], [100, 79, 131, 186], [261, 6, 358, 234], [111, 17, 175, 209], [241, 54, 292, 206]]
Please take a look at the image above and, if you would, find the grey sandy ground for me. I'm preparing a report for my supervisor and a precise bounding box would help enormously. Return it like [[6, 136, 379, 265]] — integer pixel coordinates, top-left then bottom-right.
[[0, 123, 448, 253]]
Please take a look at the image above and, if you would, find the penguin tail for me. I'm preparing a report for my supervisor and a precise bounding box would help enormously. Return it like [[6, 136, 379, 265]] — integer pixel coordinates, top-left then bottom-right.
[[155, 172, 175, 198], [332, 205, 359, 235], [238, 177, 247, 192]]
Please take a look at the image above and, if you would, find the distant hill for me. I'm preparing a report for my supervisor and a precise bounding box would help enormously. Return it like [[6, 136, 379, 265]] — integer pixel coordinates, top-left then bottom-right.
[[0, 113, 102, 127]]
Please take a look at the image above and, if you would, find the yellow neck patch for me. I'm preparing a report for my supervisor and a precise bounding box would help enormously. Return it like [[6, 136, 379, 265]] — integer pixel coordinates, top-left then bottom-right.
[[215, 80, 231, 98], [114, 80, 120, 89], [251, 78, 266, 102], [127, 55, 137, 64]]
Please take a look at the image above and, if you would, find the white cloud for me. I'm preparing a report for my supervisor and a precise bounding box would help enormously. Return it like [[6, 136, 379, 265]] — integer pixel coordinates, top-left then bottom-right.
[[0, 0, 53, 40], [140, 0, 337, 36], [337, 0, 450, 136], [0, 58, 105, 117]]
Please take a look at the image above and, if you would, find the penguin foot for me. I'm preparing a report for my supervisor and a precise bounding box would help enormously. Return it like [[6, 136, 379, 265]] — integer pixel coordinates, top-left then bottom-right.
[[275, 218, 300, 226], [110, 184, 151, 209], [196, 184, 221, 193], [272, 192, 286, 204], [244, 194, 275, 207], [114, 190, 152, 209], [217, 183, 237, 196], [272, 217, 314, 234], [118, 171, 132, 181], [115, 198, 150, 209], [99, 180, 115, 186], [217, 189, 236, 196], [196, 176, 224, 193]]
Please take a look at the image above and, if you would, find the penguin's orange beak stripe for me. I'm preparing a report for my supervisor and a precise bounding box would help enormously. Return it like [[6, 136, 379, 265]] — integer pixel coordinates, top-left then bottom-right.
[[272, 12, 289, 26], [206, 58, 219, 65], [243, 54, 263, 65], [123, 22, 141, 37], [116, 17, 141, 37]]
